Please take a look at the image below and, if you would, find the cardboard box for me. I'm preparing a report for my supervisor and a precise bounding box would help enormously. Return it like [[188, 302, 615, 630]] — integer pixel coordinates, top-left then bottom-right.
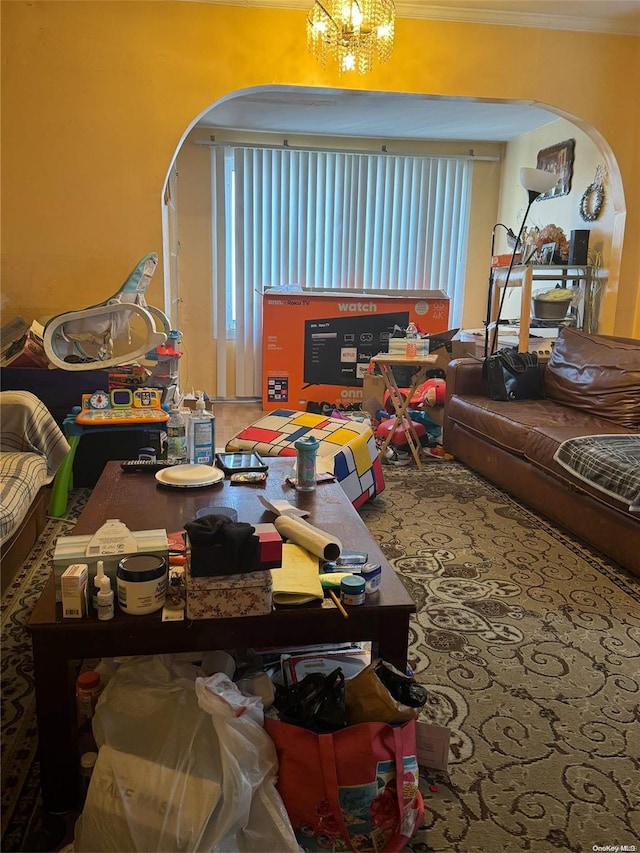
[[431, 341, 475, 372], [80, 744, 221, 851], [387, 338, 427, 356], [1, 320, 49, 368], [362, 373, 387, 410], [61, 563, 88, 618], [423, 406, 444, 427], [261, 289, 450, 411], [181, 397, 215, 414], [53, 521, 168, 602]]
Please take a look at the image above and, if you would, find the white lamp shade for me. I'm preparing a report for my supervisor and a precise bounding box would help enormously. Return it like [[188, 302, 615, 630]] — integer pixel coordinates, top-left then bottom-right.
[[520, 167, 557, 194]]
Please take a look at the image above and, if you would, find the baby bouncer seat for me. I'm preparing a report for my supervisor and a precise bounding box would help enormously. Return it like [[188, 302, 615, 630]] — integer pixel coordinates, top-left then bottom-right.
[[43, 253, 170, 370]]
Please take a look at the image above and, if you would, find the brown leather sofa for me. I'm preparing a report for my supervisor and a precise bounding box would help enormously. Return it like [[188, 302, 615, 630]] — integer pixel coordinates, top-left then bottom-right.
[[443, 327, 640, 576]]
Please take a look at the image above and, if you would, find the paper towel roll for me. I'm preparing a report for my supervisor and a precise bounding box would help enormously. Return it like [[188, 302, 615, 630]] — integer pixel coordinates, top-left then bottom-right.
[[274, 515, 342, 561]]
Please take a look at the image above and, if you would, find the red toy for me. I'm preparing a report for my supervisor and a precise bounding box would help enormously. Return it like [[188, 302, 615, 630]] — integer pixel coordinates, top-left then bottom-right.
[[383, 377, 446, 414], [374, 418, 427, 447]]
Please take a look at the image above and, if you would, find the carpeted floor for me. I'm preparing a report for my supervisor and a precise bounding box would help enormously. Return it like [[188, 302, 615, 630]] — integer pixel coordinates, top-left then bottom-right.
[[1, 489, 89, 852], [359, 463, 640, 853], [1, 463, 639, 852]]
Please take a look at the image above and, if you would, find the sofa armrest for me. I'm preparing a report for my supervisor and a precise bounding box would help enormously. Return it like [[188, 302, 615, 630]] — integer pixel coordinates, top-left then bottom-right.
[[0, 390, 70, 478], [445, 358, 487, 398]]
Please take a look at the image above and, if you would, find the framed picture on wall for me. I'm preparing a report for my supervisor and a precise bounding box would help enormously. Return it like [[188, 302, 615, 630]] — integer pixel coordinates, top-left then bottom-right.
[[535, 139, 575, 200]]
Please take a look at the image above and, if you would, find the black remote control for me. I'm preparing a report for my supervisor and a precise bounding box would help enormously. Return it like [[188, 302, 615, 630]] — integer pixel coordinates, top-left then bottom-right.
[[120, 460, 178, 472]]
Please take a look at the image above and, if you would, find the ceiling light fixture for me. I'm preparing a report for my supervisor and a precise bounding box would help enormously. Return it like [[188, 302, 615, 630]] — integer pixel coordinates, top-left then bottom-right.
[[307, 0, 396, 75]]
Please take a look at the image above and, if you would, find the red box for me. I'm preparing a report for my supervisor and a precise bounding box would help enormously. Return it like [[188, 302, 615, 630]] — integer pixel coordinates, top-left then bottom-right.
[[254, 523, 283, 569]]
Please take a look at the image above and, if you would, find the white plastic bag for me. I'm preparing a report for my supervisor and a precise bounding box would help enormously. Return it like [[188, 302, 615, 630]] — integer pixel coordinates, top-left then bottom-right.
[[74, 655, 298, 852]]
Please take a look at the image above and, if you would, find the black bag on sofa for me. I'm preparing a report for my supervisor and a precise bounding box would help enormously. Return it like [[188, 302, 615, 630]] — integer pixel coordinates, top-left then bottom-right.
[[483, 348, 543, 401]]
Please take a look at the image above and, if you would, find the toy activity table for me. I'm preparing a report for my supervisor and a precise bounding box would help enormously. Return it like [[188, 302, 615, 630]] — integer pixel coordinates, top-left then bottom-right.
[[48, 410, 168, 517], [369, 352, 439, 469]]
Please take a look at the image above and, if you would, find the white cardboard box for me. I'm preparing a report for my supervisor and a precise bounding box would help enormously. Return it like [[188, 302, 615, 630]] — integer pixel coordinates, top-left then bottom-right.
[[53, 520, 168, 603], [61, 563, 88, 618]]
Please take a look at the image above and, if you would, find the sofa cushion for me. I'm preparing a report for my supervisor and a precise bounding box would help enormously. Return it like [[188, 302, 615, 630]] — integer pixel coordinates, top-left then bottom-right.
[[447, 395, 617, 456], [544, 328, 640, 428]]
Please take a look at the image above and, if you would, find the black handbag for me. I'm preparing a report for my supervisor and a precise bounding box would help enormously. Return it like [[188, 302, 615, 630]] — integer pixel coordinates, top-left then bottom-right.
[[483, 348, 543, 401]]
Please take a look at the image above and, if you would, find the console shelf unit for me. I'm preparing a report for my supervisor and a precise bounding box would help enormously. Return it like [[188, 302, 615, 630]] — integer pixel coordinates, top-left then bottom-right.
[[491, 265, 600, 352]]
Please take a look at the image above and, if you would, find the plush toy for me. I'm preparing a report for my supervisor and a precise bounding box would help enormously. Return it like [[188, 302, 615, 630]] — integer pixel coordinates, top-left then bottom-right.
[[383, 377, 446, 413], [419, 378, 446, 407]]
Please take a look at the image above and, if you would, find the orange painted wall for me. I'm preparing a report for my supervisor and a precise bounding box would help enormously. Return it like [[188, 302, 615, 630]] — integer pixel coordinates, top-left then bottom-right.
[[2, 1, 639, 336]]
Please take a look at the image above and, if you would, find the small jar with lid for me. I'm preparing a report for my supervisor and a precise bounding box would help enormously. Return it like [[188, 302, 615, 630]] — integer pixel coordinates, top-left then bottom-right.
[[340, 575, 366, 606], [76, 670, 102, 726], [116, 554, 167, 615]]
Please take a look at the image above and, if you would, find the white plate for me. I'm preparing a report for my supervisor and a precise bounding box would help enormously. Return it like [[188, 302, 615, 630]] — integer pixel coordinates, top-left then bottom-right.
[[155, 464, 225, 489]]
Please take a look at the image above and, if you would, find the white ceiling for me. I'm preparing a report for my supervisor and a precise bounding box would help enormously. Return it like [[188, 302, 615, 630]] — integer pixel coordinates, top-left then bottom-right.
[[196, 0, 640, 143], [199, 90, 558, 142]]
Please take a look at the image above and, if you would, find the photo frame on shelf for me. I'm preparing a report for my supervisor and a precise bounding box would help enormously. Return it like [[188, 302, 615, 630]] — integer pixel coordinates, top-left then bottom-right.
[[540, 242, 556, 265], [535, 139, 575, 200]]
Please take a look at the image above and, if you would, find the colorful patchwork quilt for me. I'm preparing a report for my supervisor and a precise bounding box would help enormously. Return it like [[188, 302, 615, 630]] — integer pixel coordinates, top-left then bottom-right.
[[225, 409, 385, 508]]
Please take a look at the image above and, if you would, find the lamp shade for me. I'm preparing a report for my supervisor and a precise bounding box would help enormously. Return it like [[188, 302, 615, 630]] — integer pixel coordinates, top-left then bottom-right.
[[520, 167, 557, 195]]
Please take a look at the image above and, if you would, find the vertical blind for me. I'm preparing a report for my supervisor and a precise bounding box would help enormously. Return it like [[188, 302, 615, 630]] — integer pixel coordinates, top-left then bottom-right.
[[210, 145, 472, 397]]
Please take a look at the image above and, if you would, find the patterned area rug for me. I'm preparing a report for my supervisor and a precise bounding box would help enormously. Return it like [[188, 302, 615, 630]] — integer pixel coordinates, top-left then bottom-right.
[[359, 462, 640, 853], [1, 465, 639, 852], [1, 489, 89, 852]]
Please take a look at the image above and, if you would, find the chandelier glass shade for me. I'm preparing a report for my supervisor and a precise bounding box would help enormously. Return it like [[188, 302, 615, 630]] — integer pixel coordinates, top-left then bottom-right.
[[307, 0, 396, 74]]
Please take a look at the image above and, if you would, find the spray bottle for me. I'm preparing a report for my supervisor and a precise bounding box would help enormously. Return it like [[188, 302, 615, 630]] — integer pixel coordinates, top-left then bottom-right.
[[189, 393, 215, 465]]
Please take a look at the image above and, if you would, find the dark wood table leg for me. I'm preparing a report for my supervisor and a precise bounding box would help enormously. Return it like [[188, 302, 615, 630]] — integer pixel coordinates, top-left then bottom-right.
[[32, 634, 80, 813], [375, 611, 411, 671]]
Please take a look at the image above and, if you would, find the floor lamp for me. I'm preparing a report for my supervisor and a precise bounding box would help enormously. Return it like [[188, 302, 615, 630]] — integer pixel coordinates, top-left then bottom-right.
[[486, 167, 558, 358], [483, 223, 518, 359]]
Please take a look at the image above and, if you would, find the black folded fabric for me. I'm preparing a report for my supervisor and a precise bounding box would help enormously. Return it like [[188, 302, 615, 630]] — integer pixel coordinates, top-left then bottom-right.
[[185, 514, 260, 577]]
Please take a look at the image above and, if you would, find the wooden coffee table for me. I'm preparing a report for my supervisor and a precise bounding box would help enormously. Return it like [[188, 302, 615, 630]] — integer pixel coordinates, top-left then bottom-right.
[[28, 459, 415, 813]]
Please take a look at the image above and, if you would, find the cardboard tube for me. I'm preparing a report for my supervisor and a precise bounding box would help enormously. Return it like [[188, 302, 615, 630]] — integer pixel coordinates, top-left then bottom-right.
[[274, 515, 342, 561]]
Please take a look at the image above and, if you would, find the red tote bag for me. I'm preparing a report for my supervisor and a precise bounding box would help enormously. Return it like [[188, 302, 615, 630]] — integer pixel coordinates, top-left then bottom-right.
[[265, 717, 424, 852]]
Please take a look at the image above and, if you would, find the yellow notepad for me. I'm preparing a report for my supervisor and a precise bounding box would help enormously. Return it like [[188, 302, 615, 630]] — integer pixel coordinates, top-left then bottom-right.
[[270, 544, 323, 605]]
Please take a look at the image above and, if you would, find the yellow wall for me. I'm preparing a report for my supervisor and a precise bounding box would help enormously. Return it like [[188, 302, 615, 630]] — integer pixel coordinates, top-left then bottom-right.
[[2, 1, 639, 347]]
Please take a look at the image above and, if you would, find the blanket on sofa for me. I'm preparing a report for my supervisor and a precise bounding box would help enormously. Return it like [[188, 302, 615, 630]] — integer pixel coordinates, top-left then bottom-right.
[[0, 391, 70, 544], [553, 433, 640, 513]]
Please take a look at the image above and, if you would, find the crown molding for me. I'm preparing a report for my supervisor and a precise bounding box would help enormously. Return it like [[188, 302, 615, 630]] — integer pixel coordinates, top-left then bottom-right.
[[182, 0, 640, 36], [397, 2, 640, 35]]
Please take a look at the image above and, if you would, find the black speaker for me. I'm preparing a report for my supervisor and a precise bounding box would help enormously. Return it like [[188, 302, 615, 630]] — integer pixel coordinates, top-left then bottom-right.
[[569, 229, 590, 265]]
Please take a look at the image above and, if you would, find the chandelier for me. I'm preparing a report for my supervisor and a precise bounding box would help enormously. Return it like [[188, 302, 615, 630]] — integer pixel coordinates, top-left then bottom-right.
[[307, 0, 396, 75]]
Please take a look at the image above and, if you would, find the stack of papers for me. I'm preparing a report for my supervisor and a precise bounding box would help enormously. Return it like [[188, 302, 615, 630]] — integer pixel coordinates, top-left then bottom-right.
[[270, 544, 323, 605]]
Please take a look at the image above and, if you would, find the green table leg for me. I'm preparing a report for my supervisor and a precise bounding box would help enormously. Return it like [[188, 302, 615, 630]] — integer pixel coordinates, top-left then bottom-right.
[[48, 434, 81, 517]]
